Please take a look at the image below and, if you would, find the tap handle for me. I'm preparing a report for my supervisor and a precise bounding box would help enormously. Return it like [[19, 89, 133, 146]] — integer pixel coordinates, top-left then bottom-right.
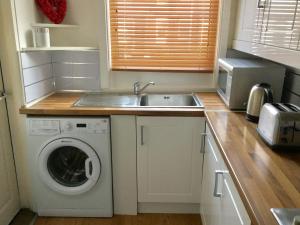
[[134, 81, 141, 86]]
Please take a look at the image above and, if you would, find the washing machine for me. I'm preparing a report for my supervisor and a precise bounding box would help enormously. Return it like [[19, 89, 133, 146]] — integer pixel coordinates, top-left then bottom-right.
[[27, 117, 113, 217]]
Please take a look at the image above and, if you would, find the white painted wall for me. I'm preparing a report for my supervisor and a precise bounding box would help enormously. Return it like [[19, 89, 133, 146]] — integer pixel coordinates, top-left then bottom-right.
[[13, 0, 43, 49], [0, 0, 31, 208], [49, 0, 101, 48], [13, 0, 227, 93]]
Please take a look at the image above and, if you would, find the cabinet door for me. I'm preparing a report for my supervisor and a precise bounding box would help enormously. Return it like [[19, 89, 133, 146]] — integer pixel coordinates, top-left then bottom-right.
[[220, 176, 251, 225], [260, 0, 299, 49], [200, 137, 222, 225], [137, 117, 204, 203], [111, 116, 137, 215], [234, 0, 264, 43], [201, 126, 251, 225], [0, 67, 20, 225]]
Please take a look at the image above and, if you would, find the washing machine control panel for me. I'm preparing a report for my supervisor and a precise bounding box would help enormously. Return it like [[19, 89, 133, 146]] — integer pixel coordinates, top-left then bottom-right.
[[29, 118, 109, 135], [61, 119, 108, 134], [29, 120, 61, 136]]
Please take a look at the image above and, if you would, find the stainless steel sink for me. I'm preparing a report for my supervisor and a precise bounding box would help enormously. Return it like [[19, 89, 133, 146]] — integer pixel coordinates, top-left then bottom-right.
[[74, 94, 140, 107], [73, 93, 203, 108], [139, 94, 203, 108]]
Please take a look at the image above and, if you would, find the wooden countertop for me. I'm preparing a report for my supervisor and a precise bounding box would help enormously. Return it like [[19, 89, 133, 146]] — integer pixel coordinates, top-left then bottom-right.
[[205, 111, 300, 225], [20, 93, 300, 225], [19, 92, 227, 116]]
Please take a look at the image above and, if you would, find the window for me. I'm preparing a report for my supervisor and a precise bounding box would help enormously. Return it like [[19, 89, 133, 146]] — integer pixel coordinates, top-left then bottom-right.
[[109, 0, 219, 72]]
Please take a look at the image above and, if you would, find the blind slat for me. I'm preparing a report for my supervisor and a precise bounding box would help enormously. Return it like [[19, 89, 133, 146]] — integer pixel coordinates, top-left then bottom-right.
[[109, 0, 219, 72]]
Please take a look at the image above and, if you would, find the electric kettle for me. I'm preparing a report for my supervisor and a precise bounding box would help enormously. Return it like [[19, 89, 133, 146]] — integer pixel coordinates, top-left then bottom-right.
[[246, 83, 273, 123]]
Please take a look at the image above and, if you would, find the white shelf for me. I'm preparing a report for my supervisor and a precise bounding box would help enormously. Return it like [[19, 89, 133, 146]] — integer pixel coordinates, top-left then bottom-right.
[[20, 47, 99, 52], [31, 23, 79, 28]]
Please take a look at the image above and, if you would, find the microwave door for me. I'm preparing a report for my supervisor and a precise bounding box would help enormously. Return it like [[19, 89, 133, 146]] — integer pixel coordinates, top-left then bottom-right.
[[218, 67, 228, 98]]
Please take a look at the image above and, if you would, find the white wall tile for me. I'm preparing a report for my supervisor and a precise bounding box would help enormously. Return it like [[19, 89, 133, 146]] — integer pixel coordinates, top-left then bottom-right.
[[25, 78, 54, 103], [21, 52, 51, 68], [52, 51, 100, 91], [23, 64, 52, 86], [72, 78, 100, 91], [52, 63, 73, 77], [54, 77, 74, 90], [72, 64, 99, 77], [51, 51, 73, 63], [21, 51, 100, 103], [72, 51, 100, 63]]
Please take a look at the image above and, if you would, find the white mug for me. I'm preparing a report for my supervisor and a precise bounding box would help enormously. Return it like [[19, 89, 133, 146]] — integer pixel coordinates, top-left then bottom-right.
[[33, 27, 50, 48]]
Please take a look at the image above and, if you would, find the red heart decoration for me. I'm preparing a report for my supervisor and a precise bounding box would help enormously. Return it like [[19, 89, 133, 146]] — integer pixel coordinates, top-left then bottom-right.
[[36, 0, 67, 24]]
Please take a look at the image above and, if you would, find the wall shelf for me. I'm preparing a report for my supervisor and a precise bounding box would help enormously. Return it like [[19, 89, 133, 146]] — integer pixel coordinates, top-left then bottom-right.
[[20, 47, 99, 52], [31, 23, 79, 28]]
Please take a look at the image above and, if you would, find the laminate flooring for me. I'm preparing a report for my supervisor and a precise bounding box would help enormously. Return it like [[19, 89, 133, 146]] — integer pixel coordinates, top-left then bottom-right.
[[34, 214, 202, 225]]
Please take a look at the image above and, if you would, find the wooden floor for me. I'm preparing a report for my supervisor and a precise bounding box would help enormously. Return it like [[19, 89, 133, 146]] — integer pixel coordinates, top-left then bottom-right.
[[34, 214, 202, 225]]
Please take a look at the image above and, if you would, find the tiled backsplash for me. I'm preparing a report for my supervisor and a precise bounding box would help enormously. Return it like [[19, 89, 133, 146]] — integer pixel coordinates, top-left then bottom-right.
[[20, 51, 100, 104], [21, 52, 54, 103], [52, 51, 100, 91], [282, 71, 300, 106]]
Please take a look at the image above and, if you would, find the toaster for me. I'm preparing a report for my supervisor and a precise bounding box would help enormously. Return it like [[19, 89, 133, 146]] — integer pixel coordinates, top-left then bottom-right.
[[257, 103, 300, 149]]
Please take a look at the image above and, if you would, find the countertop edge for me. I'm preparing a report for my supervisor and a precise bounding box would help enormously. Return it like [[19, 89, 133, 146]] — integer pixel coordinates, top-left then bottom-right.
[[19, 107, 206, 117], [19, 92, 228, 116]]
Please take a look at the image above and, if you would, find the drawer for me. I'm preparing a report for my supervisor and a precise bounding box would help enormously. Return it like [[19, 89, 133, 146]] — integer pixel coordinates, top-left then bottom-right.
[[205, 123, 251, 225]]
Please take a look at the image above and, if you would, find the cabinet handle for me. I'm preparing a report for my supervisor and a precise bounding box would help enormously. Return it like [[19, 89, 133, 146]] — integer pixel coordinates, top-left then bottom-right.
[[213, 170, 227, 198], [200, 133, 207, 153], [0, 91, 7, 102], [141, 126, 145, 145]]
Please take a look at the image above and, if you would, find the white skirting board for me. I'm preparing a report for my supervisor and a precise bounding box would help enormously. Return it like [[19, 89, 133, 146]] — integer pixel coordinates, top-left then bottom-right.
[[138, 203, 200, 214]]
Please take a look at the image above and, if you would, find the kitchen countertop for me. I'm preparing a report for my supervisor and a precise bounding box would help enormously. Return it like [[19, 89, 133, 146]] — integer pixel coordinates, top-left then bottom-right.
[[205, 111, 300, 225], [19, 92, 228, 116], [20, 92, 300, 225]]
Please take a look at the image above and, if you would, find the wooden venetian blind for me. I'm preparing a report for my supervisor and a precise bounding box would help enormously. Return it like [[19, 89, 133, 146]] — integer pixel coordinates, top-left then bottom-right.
[[109, 0, 219, 72]]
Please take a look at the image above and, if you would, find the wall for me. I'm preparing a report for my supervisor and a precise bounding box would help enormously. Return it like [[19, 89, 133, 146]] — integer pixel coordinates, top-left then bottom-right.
[[0, 0, 30, 207], [13, 0, 220, 92], [282, 71, 300, 105], [13, 0, 43, 49], [12, 0, 230, 94]]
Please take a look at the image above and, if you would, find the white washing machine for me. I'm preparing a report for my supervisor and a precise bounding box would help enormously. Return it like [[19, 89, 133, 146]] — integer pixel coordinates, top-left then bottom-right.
[[27, 117, 113, 217]]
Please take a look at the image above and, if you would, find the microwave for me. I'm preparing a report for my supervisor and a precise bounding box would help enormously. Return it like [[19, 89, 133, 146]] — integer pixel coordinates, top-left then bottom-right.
[[217, 58, 286, 110]]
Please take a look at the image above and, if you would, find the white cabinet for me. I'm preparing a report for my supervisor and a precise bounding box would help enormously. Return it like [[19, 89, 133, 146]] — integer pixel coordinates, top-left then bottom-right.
[[260, 0, 300, 49], [110, 116, 137, 215], [200, 132, 222, 225], [137, 117, 205, 203], [234, 0, 263, 43], [290, 3, 300, 50], [234, 0, 300, 48], [233, 0, 300, 69], [201, 125, 251, 225]]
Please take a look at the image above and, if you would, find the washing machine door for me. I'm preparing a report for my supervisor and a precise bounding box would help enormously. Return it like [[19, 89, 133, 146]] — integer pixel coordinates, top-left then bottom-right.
[[38, 138, 101, 195]]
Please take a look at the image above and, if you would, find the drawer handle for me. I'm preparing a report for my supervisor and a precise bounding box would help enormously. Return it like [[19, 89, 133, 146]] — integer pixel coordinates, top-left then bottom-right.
[[141, 126, 145, 145], [200, 133, 207, 153], [213, 170, 227, 198]]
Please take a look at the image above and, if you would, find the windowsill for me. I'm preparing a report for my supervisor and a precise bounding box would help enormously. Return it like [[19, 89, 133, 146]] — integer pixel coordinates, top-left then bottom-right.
[[111, 69, 214, 73]]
